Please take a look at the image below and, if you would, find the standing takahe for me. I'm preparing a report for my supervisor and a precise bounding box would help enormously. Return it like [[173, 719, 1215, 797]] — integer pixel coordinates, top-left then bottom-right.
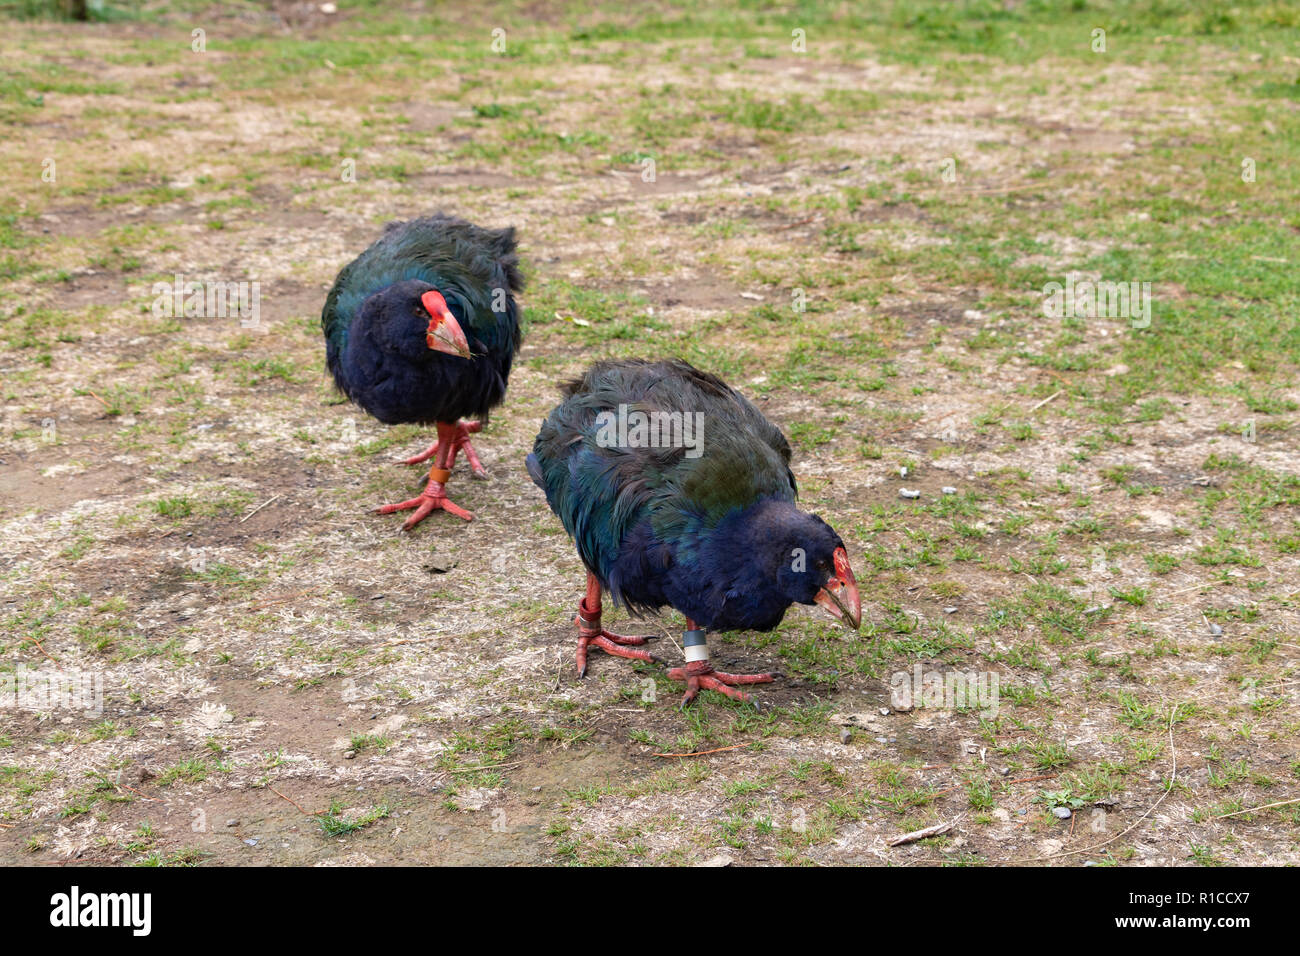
[[322, 214, 523, 528], [527, 359, 862, 707]]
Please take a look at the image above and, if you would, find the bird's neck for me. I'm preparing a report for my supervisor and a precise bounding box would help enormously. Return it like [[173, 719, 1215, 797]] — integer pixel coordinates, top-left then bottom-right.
[[696, 497, 802, 582]]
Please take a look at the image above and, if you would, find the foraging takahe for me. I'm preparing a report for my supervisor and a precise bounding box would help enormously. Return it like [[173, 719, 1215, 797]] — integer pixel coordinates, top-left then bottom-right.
[[322, 214, 523, 528], [527, 359, 861, 706]]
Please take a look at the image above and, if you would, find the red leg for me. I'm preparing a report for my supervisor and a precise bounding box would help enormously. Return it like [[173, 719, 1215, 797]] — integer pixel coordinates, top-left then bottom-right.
[[459, 427, 487, 477], [376, 422, 474, 529], [399, 420, 487, 477], [666, 619, 779, 708], [400, 438, 441, 467], [574, 573, 661, 678]]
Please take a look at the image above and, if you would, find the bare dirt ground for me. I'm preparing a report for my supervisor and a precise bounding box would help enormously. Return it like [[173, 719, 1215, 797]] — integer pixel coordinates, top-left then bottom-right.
[[1, 2, 1297, 866]]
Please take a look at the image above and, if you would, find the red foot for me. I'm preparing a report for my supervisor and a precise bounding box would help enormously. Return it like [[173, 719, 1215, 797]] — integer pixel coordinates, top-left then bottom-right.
[[575, 611, 660, 678], [375, 490, 473, 529], [667, 660, 778, 708], [400, 420, 487, 477]]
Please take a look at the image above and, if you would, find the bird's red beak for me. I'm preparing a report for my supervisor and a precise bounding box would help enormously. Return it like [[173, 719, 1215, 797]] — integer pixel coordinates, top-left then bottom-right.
[[814, 546, 861, 630], [421, 290, 471, 359]]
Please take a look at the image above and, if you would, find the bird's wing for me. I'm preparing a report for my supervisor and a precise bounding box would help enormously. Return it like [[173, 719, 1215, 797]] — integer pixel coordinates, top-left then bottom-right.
[[531, 359, 796, 583]]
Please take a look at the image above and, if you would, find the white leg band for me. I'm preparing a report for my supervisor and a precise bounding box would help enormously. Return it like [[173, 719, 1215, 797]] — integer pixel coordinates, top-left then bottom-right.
[[683, 629, 709, 663]]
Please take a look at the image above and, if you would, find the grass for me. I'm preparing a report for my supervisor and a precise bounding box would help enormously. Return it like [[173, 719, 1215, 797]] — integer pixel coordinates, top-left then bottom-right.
[[317, 801, 391, 837], [0, 0, 1296, 867]]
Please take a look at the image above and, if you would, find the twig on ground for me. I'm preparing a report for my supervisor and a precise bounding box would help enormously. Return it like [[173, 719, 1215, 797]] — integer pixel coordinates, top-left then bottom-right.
[[1214, 797, 1300, 819], [269, 785, 321, 816], [653, 743, 751, 758], [117, 783, 160, 802], [1029, 390, 1062, 413], [240, 494, 281, 523], [888, 821, 952, 846], [25, 636, 58, 663]]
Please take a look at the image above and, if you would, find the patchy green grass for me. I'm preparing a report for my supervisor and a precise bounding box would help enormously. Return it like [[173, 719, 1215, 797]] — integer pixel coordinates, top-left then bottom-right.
[[0, 0, 1296, 868]]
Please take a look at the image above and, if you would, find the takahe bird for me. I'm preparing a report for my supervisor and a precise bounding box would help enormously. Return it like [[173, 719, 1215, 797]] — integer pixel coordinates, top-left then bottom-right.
[[527, 359, 862, 706], [322, 214, 523, 528]]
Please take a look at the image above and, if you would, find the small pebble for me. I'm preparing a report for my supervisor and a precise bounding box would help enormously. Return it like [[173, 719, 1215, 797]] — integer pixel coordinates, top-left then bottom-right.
[[1206, 623, 1223, 637], [1052, 807, 1072, 820], [343, 750, 356, 759], [225, 819, 239, 828], [941, 486, 957, 495], [878, 707, 890, 716], [426, 555, 457, 574], [944, 606, 958, 614], [839, 728, 852, 744], [899, 466, 908, 478], [900, 488, 920, 499], [243, 838, 258, 847]]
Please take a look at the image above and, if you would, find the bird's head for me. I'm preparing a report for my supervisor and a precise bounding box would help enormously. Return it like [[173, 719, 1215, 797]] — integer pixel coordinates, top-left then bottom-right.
[[363, 279, 471, 361], [774, 512, 862, 630], [419, 288, 471, 360]]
